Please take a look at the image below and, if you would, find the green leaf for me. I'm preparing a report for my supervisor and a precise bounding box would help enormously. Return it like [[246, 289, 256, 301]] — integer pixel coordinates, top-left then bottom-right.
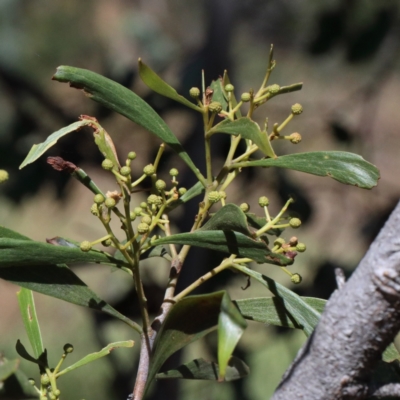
[[235, 297, 326, 329], [52, 66, 205, 186], [200, 204, 252, 237], [209, 118, 276, 158], [156, 356, 249, 381], [0, 227, 138, 330], [145, 291, 225, 395], [234, 151, 380, 189], [0, 238, 124, 268], [217, 293, 247, 380], [0, 359, 19, 382], [19, 120, 91, 169], [234, 265, 320, 336], [17, 289, 44, 359], [138, 59, 200, 112], [56, 340, 134, 377], [383, 343, 400, 363], [152, 230, 293, 266]]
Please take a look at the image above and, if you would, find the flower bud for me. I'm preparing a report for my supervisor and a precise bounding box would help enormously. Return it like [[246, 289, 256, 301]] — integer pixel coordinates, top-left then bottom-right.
[[134, 207, 143, 215], [189, 87, 201, 98], [240, 203, 250, 212], [0, 169, 9, 183], [105, 197, 116, 209], [208, 191, 221, 204], [274, 237, 285, 247], [289, 218, 301, 228], [129, 211, 137, 220], [268, 84, 280, 94], [291, 273, 302, 284], [296, 243, 306, 252], [120, 166, 131, 177], [291, 103, 303, 115], [137, 223, 150, 234], [94, 194, 105, 204], [90, 204, 99, 216], [63, 343, 74, 353], [102, 159, 114, 171], [141, 215, 152, 225], [102, 238, 112, 247], [143, 164, 155, 176], [258, 196, 269, 207], [169, 168, 179, 177], [40, 374, 50, 386], [53, 389, 61, 397], [208, 101, 223, 114], [80, 241, 92, 252], [127, 151, 136, 160], [140, 201, 148, 209], [289, 132, 302, 144], [155, 179, 166, 191], [178, 187, 187, 196], [219, 191, 227, 199], [147, 194, 161, 206], [224, 84, 234, 92], [241, 92, 251, 102], [28, 378, 35, 386]]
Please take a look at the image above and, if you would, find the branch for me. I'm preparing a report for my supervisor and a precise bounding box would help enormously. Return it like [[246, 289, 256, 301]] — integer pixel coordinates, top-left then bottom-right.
[[272, 201, 400, 400]]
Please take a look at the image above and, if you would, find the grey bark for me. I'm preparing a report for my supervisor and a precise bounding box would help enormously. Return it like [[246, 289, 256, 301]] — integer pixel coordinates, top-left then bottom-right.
[[271, 201, 400, 400]]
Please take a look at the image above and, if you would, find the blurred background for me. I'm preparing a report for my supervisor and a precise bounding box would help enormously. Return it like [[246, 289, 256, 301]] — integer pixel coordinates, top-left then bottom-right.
[[1, 0, 400, 399]]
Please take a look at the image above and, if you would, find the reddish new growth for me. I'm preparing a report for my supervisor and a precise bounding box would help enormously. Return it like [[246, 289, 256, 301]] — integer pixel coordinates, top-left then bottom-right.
[[47, 157, 77, 174]]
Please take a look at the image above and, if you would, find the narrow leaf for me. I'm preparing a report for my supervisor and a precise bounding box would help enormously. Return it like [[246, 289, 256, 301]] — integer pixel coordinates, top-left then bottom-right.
[[0, 359, 19, 382], [234, 151, 380, 189], [0, 238, 124, 268], [209, 118, 276, 158], [152, 231, 293, 266], [218, 293, 247, 380], [234, 265, 320, 336], [52, 66, 205, 185], [138, 59, 200, 112], [200, 204, 252, 236], [19, 120, 91, 169], [156, 356, 249, 381], [17, 289, 44, 359], [235, 297, 326, 328], [56, 340, 134, 377], [145, 292, 225, 394]]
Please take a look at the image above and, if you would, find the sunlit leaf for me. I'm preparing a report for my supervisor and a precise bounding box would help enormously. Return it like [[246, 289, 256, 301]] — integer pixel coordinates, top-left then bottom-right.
[[17, 289, 44, 359], [19, 120, 91, 169], [209, 118, 276, 158], [234, 151, 380, 189], [234, 265, 320, 336], [152, 230, 293, 266], [52, 66, 205, 185], [217, 293, 247, 380], [156, 356, 249, 381], [56, 341, 134, 377], [138, 59, 200, 112]]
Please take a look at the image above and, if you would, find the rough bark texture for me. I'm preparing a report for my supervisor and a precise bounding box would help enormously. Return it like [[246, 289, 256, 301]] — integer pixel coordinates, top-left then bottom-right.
[[272, 201, 400, 400]]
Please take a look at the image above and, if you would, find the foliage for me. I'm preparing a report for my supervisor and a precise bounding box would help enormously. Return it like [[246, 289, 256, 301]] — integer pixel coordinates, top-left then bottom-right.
[[0, 45, 381, 400]]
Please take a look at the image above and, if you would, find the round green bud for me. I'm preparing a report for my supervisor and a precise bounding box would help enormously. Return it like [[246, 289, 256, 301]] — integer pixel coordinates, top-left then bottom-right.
[[291, 103, 303, 115], [169, 168, 179, 177], [291, 273, 302, 284], [147, 194, 161, 205], [63, 343, 74, 353], [90, 203, 99, 216], [28, 378, 35, 386], [0, 169, 9, 183], [241, 92, 251, 102], [178, 187, 187, 196], [219, 191, 227, 199], [224, 83, 234, 92], [296, 243, 306, 252], [129, 211, 137, 221], [94, 194, 105, 204], [127, 151, 136, 160], [208, 101, 223, 114], [189, 87, 201, 98], [40, 374, 50, 386], [289, 218, 302, 228], [289, 132, 302, 144], [54, 389, 61, 397], [102, 238, 112, 247], [140, 201, 148, 209], [120, 166, 131, 177], [101, 159, 114, 171], [143, 164, 156, 176], [274, 237, 285, 247], [137, 222, 150, 234], [134, 206, 143, 215], [105, 197, 116, 209], [80, 241, 92, 252], [40, 396, 48, 400], [141, 215, 152, 225], [240, 203, 250, 212], [49, 393, 56, 400], [208, 191, 221, 204], [258, 196, 270, 207], [268, 84, 280, 94], [155, 179, 166, 191]]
